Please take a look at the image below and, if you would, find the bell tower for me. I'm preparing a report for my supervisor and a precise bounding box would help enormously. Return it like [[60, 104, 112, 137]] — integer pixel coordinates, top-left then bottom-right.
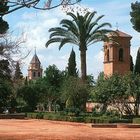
[[28, 50, 43, 80], [104, 30, 132, 76]]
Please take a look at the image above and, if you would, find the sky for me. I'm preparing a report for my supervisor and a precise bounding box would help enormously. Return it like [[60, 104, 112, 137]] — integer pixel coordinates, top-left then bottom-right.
[[5, 0, 140, 78]]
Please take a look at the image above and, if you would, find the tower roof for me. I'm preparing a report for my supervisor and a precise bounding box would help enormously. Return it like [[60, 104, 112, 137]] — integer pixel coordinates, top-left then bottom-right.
[[30, 53, 41, 64], [108, 30, 132, 38]]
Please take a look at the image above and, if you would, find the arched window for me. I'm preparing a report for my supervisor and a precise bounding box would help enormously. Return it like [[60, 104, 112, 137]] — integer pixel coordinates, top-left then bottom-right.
[[119, 48, 123, 61], [38, 72, 40, 77], [107, 49, 109, 62]]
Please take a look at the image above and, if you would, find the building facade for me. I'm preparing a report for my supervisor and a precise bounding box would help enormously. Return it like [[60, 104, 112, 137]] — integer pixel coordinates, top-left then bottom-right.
[[104, 30, 132, 76]]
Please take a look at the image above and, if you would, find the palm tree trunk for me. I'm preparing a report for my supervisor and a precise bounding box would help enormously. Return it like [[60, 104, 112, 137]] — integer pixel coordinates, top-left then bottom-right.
[[80, 50, 87, 83]]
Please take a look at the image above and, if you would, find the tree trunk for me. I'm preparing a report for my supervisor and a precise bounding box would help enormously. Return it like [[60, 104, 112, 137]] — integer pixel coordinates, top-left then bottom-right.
[[80, 50, 87, 83], [48, 100, 52, 112]]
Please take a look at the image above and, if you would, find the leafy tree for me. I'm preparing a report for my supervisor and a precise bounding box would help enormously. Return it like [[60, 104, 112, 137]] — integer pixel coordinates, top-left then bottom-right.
[[0, 0, 9, 33], [0, 59, 11, 80], [0, 17, 9, 34], [0, 0, 9, 16], [92, 74, 128, 114], [17, 84, 39, 111], [130, 1, 140, 32], [124, 73, 140, 116], [46, 11, 112, 82], [67, 48, 77, 77], [61, 77, 89, 111], [44, 65, 65, 111], [130, 55, 134, 72], [134, 48, 140, 74], [0, 79, 13, 112]]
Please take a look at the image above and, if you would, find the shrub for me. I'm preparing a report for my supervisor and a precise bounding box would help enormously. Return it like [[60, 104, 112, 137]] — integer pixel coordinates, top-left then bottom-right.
[[36, 112, 44, 119], [110, 118, 132, 123], [133, 118, 140, 124], [27, 113, 37, 119]]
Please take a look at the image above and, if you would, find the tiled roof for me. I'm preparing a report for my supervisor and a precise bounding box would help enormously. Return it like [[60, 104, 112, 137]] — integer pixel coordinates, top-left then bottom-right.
[[108, 30, 132, 38]]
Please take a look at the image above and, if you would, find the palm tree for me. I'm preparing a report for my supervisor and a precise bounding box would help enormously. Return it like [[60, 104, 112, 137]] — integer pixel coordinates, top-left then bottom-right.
[[46, 11, 112, 83]]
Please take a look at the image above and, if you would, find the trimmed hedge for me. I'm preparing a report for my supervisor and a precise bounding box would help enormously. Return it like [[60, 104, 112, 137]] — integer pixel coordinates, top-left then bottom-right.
[[133, 118, 140, 124], [26, 112, 132, 123]]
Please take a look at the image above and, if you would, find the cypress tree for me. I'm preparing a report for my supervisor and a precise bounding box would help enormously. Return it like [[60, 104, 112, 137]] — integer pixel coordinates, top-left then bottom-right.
[[14, 61, 23, 80], [67, 49, 77, 77], [134, 48, 140, 74], [130, 55, 134, 72]]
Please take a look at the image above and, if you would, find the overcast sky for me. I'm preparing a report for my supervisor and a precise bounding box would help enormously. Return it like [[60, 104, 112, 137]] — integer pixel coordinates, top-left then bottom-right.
[[5, 0, 140, 78]]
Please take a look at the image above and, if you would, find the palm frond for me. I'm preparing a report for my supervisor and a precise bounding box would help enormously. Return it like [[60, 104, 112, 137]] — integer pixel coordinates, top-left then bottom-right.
[[85, 11, 97, 29], [90, 23, 112, 36], [45, 38, 62, 48], [59, 38, 78, 50], [49, 27, 67, 33], [94, 15, 105, 23], [60, 19, 79, 37]]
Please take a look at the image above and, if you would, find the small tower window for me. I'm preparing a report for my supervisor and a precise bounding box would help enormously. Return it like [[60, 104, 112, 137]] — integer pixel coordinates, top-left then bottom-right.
[[119, 48, 123, 61], [38, 72, 40, 77], [107, 49, 109, 62], [33, 72, 36, 77]]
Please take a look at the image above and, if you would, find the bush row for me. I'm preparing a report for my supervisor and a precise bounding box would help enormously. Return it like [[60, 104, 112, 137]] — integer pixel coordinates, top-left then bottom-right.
[[133, 118, 140, 124], [26, 112, 132, 123]]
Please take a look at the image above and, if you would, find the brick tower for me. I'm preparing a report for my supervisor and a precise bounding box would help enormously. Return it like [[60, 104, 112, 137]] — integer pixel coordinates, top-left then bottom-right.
[[104, 30, 132, 76], [28, 50, 43, 80]]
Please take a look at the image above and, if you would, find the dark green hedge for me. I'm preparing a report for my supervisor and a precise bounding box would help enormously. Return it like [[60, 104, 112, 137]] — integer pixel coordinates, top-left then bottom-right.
[[26, 112, 132, 123]]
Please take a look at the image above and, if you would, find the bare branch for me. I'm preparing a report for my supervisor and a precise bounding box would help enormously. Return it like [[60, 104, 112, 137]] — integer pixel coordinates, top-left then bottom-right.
[[0, 31, 29, 70], [1, 0, 81, 16]]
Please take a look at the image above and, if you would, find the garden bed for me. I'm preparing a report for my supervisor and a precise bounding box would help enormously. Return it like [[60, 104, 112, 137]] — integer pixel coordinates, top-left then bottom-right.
[[0, 113, 26, 119]]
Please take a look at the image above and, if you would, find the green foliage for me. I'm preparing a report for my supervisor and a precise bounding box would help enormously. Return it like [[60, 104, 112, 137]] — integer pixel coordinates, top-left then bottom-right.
[[26, 112, 132, 123], [17, 85, 39, 111], [92, 74, 129, 114], [14, 62, 23, 80], [61, 77, 89, 111], [43, 65, 66, 111], [134, 48, 140, 74], [91, 72, 140, 116], [133, 118, 140, 124], [0, 59, 11, 80], [0, 79, 13, 112], [67, 48, 77, 77], [130, 1, 140, 32], [44, 65, 64, 88], [124, 73, 140, 115], [0, 0, 9, 16], [130, 55, 134, 72], [0, 17, 9, 34]]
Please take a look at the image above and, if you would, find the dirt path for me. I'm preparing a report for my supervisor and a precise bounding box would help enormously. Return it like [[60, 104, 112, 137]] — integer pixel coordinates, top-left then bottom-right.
[[0, 119, 140, 140]]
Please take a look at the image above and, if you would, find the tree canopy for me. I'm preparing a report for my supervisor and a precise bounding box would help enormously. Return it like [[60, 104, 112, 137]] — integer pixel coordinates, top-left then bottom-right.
[[130, 1, 140, 32]]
